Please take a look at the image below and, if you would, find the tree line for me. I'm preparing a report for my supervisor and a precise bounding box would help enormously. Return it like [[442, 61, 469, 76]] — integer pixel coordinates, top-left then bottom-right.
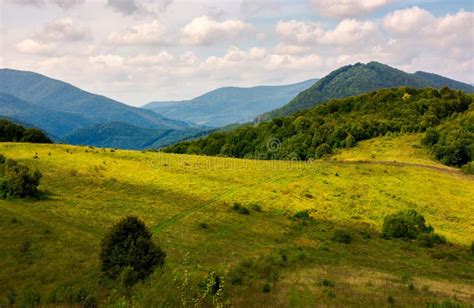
[[0, 119, 52, 144], [163, 87, 472, 169]]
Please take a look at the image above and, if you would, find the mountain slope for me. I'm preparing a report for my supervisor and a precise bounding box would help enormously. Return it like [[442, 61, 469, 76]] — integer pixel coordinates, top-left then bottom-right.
[[62, 122, 212, 150], [143, 79, 317, 127], [0, 69, 192, 137], [0, 92, 90, 138], [163, 87, 472, 169], [261, 62, 474, 119]]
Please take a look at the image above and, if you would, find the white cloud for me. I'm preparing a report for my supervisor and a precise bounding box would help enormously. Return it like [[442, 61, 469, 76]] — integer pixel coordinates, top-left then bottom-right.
[[321, 19, 379, 45], [7, 0, 84, 9], [276, 20, 324, 45], [276, 19, 380, 47], [15, 39, 56, 55], [108, 21, 170, 45], [311, 0, 393, 18], [384, 7, 474, 48], [106, 0, 173, 16], [182, 16, 255, 45], [39, 17, 91, 42], [126, 51, 175, 66], [89, 54, 125, 68]]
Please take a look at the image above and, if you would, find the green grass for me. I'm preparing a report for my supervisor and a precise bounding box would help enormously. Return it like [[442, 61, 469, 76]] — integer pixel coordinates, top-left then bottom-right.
[[0, 136, 473, 306]]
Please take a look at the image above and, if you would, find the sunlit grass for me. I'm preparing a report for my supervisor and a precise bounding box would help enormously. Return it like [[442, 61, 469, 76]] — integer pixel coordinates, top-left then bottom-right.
[[0, 137, 472, 306]]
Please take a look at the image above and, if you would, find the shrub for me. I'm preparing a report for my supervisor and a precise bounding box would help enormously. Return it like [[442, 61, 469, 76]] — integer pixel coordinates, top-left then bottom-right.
[[417, 233, 447, 248], [320, 279, 335, 287], [292, 210, 311, 221], [382, 210, 431, 239], [262, 283, 271, 293], [387, 295, 395, 304], [232, 203, 250, 215], [250, 203, 262, 212], [471, 241, 474, 255], [332, 229, 352, 244], [0, 159, 42, 199], [100, 216, 166, 285]]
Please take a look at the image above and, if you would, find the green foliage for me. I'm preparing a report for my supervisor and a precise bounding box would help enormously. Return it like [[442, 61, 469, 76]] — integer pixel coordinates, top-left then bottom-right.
[[260, 62, 473, 120], [422, 109, 473, 167], [100, 216, 165, 285], [164, 87, 472, 167], [417, 233, 447, 248], [382, 210, 431, 240], [331, 229, 353, 244], [292, 210, 311, 221], [0, 157, 42, 198], [250, 203, 262, 212], [232, 203, 250, 215], [470, 241, 474, 255], [0, 119, 52, 143]]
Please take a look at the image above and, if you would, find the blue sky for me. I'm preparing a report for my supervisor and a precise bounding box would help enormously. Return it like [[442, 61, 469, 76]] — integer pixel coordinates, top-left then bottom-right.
[[1, 0, 473, 106]]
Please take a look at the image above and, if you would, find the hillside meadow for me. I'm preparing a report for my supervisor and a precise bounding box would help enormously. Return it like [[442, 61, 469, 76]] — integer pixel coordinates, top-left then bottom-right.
[[0, 134, 473, 306]]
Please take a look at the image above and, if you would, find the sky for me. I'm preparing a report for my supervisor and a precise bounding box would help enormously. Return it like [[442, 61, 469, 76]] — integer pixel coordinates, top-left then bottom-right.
[[1, 0, 473, 106]]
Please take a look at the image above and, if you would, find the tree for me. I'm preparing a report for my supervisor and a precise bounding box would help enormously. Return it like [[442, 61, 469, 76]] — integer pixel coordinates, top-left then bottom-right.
[[0, 158, 42, 198], [382, 210, 431, 239], [21, 128, 53, 143], [100, 216, 166, 285]]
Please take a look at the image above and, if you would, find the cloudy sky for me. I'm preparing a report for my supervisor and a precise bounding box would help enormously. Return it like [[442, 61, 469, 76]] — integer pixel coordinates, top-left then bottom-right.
[[1, 0, 473, 106]]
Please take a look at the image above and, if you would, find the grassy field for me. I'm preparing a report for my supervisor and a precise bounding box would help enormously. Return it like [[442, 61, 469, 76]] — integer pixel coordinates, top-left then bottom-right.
[[0, 134, 473, 306]]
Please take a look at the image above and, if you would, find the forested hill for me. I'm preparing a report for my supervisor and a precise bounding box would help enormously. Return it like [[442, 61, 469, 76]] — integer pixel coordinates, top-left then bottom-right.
[[260, 62, 474, 120], [163, 87, 473, 169]]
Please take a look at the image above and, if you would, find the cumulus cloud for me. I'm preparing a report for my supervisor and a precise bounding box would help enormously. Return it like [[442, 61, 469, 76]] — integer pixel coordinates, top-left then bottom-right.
[[384, 7, 474, 49], [182, 16, 255, 45], [108, 21, 170, 45], [16, 39, 56, 55], [276, 19, 380, 47], [7, 0, 84, 9], [39, 17, 91, 42], [311, 0, 392, 18], [106, 0, 173, 16], [276, 20, 324, 45]]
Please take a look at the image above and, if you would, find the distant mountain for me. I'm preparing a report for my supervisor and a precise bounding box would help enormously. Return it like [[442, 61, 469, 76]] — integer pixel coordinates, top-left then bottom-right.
[[0, 69, 192, 138], [0, 91, 88, 138], [63, 122, 212, 150], [0, 68, 211, 149], [260, 62, 474, 120], [143, 79, 317, 127]]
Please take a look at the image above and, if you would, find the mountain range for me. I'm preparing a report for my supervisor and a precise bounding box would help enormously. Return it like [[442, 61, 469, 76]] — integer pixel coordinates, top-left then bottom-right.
[[142, 79, 317, 127], [1, 62, 473, 150], [0, 69, 210, 149], [260, 62, 474, 120]]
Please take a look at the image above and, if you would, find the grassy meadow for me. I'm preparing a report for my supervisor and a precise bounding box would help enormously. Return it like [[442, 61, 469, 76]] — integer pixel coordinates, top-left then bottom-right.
[[0, 134, 473, 306]]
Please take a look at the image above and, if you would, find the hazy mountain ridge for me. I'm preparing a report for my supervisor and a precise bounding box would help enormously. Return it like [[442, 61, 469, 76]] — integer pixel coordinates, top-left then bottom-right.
[[143, 79, 317, 127], [62, 122, 213, 150], [0, 69, 211, 148], [260, 62, 474, 120], [0, 69, 193, 137]]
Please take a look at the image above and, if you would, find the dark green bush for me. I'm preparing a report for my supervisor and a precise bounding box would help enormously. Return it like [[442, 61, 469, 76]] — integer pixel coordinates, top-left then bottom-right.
[[292, 210, 311, 221], [0, 158, 42, 198], [262, 283, 271, 293], [332, 229, 353, 244], [232, 203, 250, 215], [321, 279, 335, 287], [417, 233, 447, 248], [100, 216, 165, 285], [250, 203, 262, 212], [382, 210, 431, 239]]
